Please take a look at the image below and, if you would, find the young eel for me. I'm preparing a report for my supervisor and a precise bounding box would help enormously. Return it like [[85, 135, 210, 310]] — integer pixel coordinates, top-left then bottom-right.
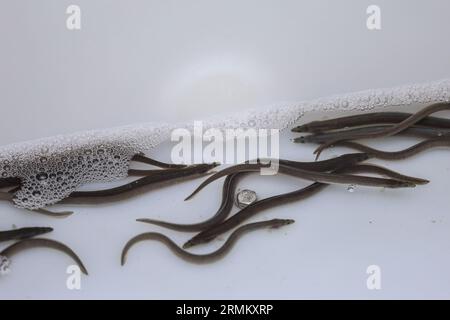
[[292, 111, 450, 133], [0, 238, 88, 275], [0, 227, 53, 242], [294, 125, 450, 144], [184, 161, 415, 201], [330, 137, 450, 160], [121, 219, 294, 265]]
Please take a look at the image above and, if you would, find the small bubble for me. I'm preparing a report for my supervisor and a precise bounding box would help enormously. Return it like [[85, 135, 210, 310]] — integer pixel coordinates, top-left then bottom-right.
[[40, 157, 48, 163], [36, 172, 49, 181], [3, 165, 10, 171], [97, 149, 105, 155], [347, 185, 356, 193], [32, 191, 41, 197]]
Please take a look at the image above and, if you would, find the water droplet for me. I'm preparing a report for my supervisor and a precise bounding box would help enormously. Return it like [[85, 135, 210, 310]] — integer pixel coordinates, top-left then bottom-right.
[[347, 185, 356, 193], [36, 172, 49, 181]]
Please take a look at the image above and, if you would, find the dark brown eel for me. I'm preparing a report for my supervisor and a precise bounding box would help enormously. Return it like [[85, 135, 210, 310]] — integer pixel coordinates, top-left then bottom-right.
[[185, 161, 415, 201], [294, 125, 450, 144], [136, 173, 244, 232], [0, 227, 53, 242], [332, 137, 450, 160], [131, 154, 188, 169], [68, 163, 218, 198], [292, 111, 450, 133], [0, 238, 88, 275], [121, 218, 294, 265]]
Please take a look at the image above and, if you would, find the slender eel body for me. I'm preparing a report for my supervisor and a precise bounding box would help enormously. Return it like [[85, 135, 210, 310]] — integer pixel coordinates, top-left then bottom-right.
[[136, 173, 244, 232], [0, 178, 21, 189], [333, 138, 450, 160], [185, 162, 415, 201], [313, 102, 450, 158], [0, 192, 74, 217], [68, 163, 218, 199], [0, 238, 88, 275], [0, 227, 53, 242], [131, 154, 187, 169], [121, 219, 294, 265], [292, 111, 450, 133], [294, 125, 450, 144], [183, 164, 426, 248]]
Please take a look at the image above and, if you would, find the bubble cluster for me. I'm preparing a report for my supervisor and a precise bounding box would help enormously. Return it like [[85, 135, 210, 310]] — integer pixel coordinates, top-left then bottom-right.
[[0, 79, 448, 209], [0, 123, 176, 209], [4, 145, 133, 209]]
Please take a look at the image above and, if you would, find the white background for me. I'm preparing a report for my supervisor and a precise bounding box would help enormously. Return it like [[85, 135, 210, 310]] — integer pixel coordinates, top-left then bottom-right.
[[0, 0, 450, 299]]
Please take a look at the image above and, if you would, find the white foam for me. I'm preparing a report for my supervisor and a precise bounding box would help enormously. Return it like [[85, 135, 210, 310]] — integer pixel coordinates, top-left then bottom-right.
[[1, 79, 449, 209]]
